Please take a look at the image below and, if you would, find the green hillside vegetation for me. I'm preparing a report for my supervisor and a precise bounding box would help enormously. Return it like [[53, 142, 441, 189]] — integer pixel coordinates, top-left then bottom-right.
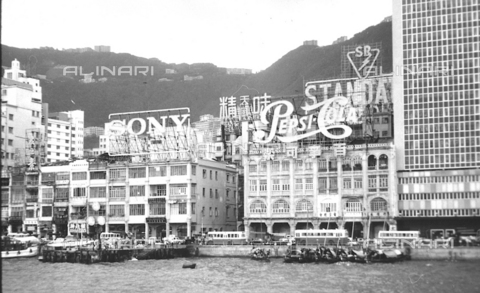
[[1, 22, 391, 127]]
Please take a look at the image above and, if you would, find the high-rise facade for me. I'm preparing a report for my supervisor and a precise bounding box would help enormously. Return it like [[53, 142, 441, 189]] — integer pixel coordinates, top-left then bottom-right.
[[393, 0, 480, 238]]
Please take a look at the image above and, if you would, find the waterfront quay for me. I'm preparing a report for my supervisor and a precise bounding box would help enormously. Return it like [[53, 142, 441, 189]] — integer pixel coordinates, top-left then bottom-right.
[[40, 244, 189, 264], [194, 244, 480, 260]]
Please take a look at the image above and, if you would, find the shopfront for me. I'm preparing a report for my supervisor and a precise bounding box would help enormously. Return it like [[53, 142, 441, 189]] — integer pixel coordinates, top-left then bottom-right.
[[146, 217, 166, 239]]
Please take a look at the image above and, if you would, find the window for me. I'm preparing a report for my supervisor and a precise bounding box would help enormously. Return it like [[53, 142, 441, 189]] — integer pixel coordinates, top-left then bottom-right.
[[215, 189, 219, 199], [42, 206, 52, 217], [8, 127, 13, 134], [354, 178, 363, 189], [259, 179, 267, 191], [281, 160, 290, 171], [110, 186, 126, 199], [305, 160, 313, 170], [344, 178, 352, 189], [72, 172, 87, 180], [202, 188, 205, 198], [8, 139, 13, 146], [281, 179, 290, 191], [371, 198, 387, 211], [149, 166, 166, 177], [90, 171, 106, 180], [295, 160, 303, 170], [90, 187, 106, 198], [329, 178, 337, 191], [296, 199, 313, 212], [9, 114, 13, 120], [210, 189, 213, 198], [130, 185, 145, 197], [250, 200, 266, 213], [318, 177, 327, 191], [249, 180, 257, 192], [233, 191, 236, 199], [73, 187, 86, 197], [260, 161, 267, 172], [215, 171, 218, 180], [249, 164, 257, 173], [191, 166, 196, 175], [129, 204, 145, 216], [129, 167, 146, 178], [151, 185, 166, 196], [227, 174, 230, 182], [368, 175, 377, 191], [272, 199, 290, 213], [110, 169, 126, 180], [109, 205, 125, 217], [171, 165, 187, 176], [179, 203, 187, 214], [203, 169, 207, 179], [272, 179, 280, 191], [210, 170, 212, 179], [150, 201, 166, 215], [379, 175, 389, 190], [295, 178, 303, 190], [345, 200, 362, 212], [226, 189, 230, 198], [271, 161, 280, 172], [305, 178, 313, 190]]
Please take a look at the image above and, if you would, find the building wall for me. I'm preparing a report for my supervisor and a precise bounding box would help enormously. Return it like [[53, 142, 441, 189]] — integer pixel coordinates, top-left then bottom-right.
[[47, 110, 84, 162], [243, 142, 397, 239], [392, 0, 480, 235], [20, 158, 239, 239]]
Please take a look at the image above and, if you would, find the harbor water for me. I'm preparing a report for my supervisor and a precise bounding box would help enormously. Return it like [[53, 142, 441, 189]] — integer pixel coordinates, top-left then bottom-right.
[[2, 257, 480, 293]]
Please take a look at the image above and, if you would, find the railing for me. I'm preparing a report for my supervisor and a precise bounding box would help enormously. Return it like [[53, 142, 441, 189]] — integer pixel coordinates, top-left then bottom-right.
[[26, 180, 39, 185], [150, 191, 166, 197]]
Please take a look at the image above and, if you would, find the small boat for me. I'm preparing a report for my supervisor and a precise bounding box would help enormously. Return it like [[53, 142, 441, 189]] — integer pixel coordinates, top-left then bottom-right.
[[1, 237, 39, 259], [250, 247, 270, 261], [366, 248, 405, 263], [182, 262, 196, 269]]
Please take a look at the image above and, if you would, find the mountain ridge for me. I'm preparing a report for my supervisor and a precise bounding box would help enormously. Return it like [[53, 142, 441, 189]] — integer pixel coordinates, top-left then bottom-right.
[[1, 21, 392, 127]]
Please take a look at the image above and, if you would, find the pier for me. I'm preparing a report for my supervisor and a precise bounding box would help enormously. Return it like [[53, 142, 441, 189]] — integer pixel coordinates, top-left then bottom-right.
[[39, 245, 190, 264]]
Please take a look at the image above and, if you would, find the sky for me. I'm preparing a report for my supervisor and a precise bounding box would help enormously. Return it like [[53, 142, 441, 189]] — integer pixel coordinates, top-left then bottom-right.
[[2, 0, 392, 73]]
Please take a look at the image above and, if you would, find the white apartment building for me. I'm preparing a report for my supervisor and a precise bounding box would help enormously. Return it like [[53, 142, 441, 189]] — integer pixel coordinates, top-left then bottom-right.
[[46, 110, 85, 163], [1, 59, 45, 174]]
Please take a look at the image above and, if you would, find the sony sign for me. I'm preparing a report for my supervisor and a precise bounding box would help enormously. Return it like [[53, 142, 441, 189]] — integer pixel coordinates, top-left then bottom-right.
[[108, 108, 190, 137], [253, 75, 391, 144]]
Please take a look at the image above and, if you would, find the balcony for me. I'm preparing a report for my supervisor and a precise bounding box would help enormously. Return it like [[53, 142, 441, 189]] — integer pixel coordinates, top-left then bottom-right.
[[109, 196, 126, 202], [319, 212, 337, 218], [41, 198, 54, 204], [150, 191, 166, 197], [26, 196, 38, 203], [343, 211, 363, 218], [70, 197, 87, 205], [369, 211, 389, 218], [54, 196, 69, 202]]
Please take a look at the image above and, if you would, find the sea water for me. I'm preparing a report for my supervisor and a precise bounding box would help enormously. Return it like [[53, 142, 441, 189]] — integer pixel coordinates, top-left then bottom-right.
[[2, 257, 480, 293]]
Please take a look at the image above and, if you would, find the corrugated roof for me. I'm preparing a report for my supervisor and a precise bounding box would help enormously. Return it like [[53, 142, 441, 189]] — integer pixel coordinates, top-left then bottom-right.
[[1, 78, 33, 91]]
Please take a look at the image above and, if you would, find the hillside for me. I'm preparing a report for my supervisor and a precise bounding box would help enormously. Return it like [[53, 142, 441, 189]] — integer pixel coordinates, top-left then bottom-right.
[[1, 21, 392, 127]]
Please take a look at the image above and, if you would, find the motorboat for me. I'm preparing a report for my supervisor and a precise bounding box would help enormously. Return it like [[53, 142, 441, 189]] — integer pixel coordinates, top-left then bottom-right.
[[2, 236, 39, 259]]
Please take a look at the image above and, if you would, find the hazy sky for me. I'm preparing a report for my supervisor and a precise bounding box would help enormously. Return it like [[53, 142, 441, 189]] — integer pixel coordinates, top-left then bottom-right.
[[2, 0, 392, 72]]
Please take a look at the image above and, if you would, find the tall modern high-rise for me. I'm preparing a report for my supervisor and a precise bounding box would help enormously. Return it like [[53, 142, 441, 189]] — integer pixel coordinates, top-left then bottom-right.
[[393, 0, 480, 238]]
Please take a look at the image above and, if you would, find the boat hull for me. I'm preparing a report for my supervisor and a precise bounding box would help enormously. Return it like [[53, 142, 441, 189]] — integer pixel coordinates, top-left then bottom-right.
[[2, 246, 39, 259]]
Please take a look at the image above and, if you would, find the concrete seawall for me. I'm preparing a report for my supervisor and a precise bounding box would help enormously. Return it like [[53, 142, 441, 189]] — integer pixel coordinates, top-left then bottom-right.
[[192, 245, 480, 260]]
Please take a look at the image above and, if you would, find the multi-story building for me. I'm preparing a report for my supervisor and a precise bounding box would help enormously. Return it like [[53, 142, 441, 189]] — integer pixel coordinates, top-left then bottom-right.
[[392, 0, 480, 237], [1, 59, 45, 173], [46, 110, 84, 162], [242, 140, 397, 239], [84, 126, 104, 137], [1, 59, 45, 234], [34, 158, 237, 239]]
